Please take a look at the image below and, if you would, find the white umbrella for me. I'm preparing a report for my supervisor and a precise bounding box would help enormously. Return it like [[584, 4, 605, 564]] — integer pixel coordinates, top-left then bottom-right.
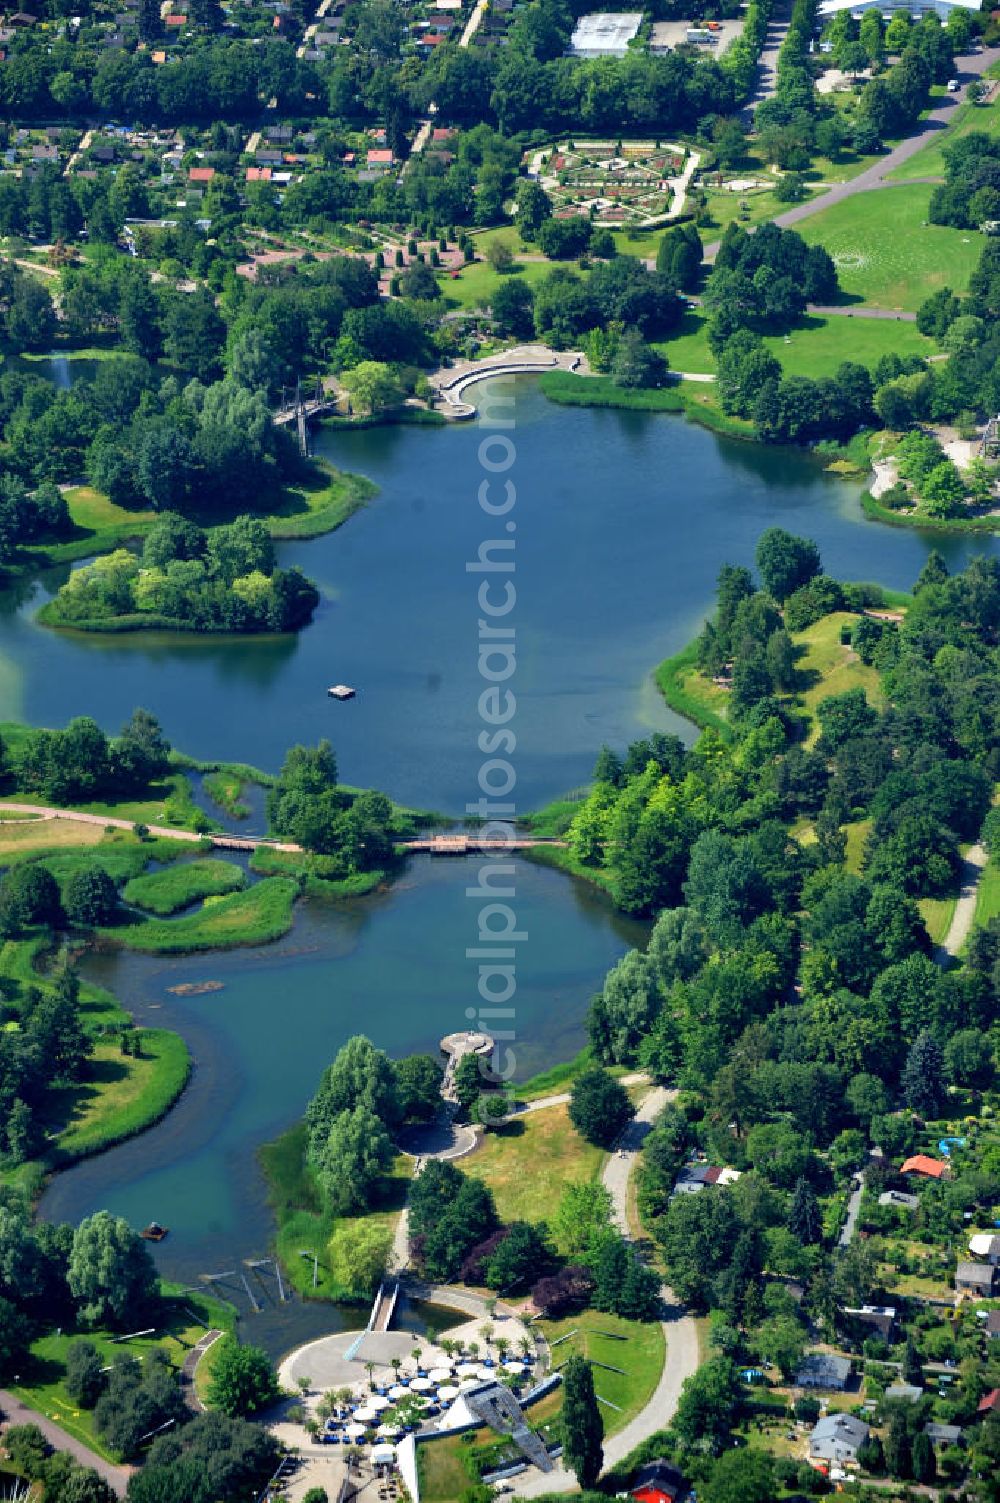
[[437, 1384, 459, 1401], [428, 1366, 452, 1382], [475, 1365, 494, 1381], [410, 1376, 434, 1392], [455, 1362, 479, 1377], [344, 1422, 367, 1440], [458, 1378, 480, 1393], [388, 1385, 408, 1400], [369, 1394, 392, 1411], [503, 1361, 526, 1374], [377, 1424, 402, 1438], [354, 1406, 379, 1423], [371, 1443, 396, 1464]]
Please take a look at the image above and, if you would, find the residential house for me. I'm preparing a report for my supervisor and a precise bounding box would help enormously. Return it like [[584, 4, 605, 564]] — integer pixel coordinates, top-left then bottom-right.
[[188, 166, 215, 183], [977, 1389, 1000, 1418], [925, 1422, 964, 1446], [796, 1354, 852, 1391], [246, 167, 272, 181], [367, 148, 395, 168], [671, 1163, 742, 1197], [879, 1189, 919, 1211], [956, 1261, 999, 1297], [841, 1305, 897, 1342], [885, 1383, 923, 1403], [900, 1154, 949, 1180], [968, 1233, 1000, 1264], [809, 1413, 870, 1464], [986, 1310, 1000, 1339], [629, 1460, 687, 1503]]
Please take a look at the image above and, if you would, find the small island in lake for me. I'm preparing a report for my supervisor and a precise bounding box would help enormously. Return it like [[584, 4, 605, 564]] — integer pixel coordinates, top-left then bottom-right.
[[39, 512, 319, 634]]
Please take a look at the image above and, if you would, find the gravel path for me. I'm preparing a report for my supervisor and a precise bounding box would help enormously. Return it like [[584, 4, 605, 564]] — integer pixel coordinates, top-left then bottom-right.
[[937, 842, 987, 962], [0, 1390, 131, 1497], [513, 1085, 701, 1495]]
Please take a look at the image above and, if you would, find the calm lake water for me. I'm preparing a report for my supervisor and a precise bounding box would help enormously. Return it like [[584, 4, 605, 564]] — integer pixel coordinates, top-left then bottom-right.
[[13, 380, 1000, 1347]]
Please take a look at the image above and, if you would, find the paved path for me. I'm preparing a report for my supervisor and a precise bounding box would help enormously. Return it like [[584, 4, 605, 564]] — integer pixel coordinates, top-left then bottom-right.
[[516, 1072, 649, 1116], [0, 800, 300, 853], [745, 0, 792, 118], [838, 1174, 865, 1248], [0, 1389, 131, 1497], [181, 1329, 224, 1413], [703, 47, 1000, 265], [937, 841, 987, 962], [514, 1086, 701, 1495], [459, 0, 487, 47]]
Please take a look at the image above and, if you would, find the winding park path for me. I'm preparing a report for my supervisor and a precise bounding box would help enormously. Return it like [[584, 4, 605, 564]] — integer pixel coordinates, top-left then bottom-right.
[[513, 1085, 700, 1496], [705, 45, 1000, 265], [0, 1389, 131, 1497], [937, 841, 988, 962]]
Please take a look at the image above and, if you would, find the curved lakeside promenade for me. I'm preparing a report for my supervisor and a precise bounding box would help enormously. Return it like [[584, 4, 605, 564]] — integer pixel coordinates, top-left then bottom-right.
[[428, 344, 590, 419]]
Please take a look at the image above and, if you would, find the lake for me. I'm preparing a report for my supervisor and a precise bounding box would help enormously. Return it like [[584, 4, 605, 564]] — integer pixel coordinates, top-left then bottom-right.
[[14, 379, 999, 1346], [2, 379, 989, 815]]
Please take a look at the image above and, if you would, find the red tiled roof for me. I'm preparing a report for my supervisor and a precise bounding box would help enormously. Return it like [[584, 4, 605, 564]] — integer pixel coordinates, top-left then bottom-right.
[[246, 167, 272, 181], [978, 1388, 1000, 1414], [900, 1155, 946, 1179], [188, 166, 215, 182]]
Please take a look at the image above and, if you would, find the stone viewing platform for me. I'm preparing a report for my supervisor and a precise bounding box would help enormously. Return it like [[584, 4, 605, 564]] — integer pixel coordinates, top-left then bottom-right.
[[440, 1030, 495, 1102]]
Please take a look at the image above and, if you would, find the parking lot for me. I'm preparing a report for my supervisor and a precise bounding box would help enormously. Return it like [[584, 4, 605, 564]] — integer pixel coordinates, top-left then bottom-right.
[[649, 18, 744, 52]]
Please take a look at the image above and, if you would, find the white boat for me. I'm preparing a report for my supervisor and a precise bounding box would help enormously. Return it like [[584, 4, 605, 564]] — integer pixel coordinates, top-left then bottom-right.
[[327, 684, 356, 700]]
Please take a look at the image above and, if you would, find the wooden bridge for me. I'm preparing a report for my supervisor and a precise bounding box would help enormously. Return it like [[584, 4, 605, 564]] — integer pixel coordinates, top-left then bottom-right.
[[272, 378, 339, 455], [402, 835, 566, 854]]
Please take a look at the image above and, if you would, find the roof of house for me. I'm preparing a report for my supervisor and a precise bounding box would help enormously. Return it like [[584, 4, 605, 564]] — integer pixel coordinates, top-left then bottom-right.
[[188, 166, 215, 182], [987, 1310, 1000, 1336], [969, 1233, 1000, 1259], [810, 1413, 869, 1447], [977, 1388, 1000, 1415], [901, 1154, 947, 1178], [879, 1189, 919, 1209], [246, 167, 272, 181], [631, 1460, 686, 1503], [925, 1422, 963, 1444], [886, 1383, 923, 1403], [956, 1261, 997, 1288], [796, 1354, 852, 1388], [367, 149, 394, 163]]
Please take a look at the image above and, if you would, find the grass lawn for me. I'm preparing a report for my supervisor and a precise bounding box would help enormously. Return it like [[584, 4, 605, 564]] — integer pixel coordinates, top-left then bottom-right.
[[11, 1290, 234, 1462], [762, 314, 934, 376], [463, 1104, 604, 1224], [796, 184, 984, 310], [437, 255, 576, 313], [124, 857, 247, 915], [973, 855, 1000, 931], [658, 308, 934, 380], [792, 611, 884, 743], [539, 1309, 665, 1437], [0, 813, 108, 856], [102, 875, 299, 953], [654, 638, 731, 736], [21, 461, 373, 570], [918, 893, 957, 948], [49, 1029, 191, 1162], [264, 459, 377, 541], [887, 72, 1000, 181], [843, 818, 872, 877]]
